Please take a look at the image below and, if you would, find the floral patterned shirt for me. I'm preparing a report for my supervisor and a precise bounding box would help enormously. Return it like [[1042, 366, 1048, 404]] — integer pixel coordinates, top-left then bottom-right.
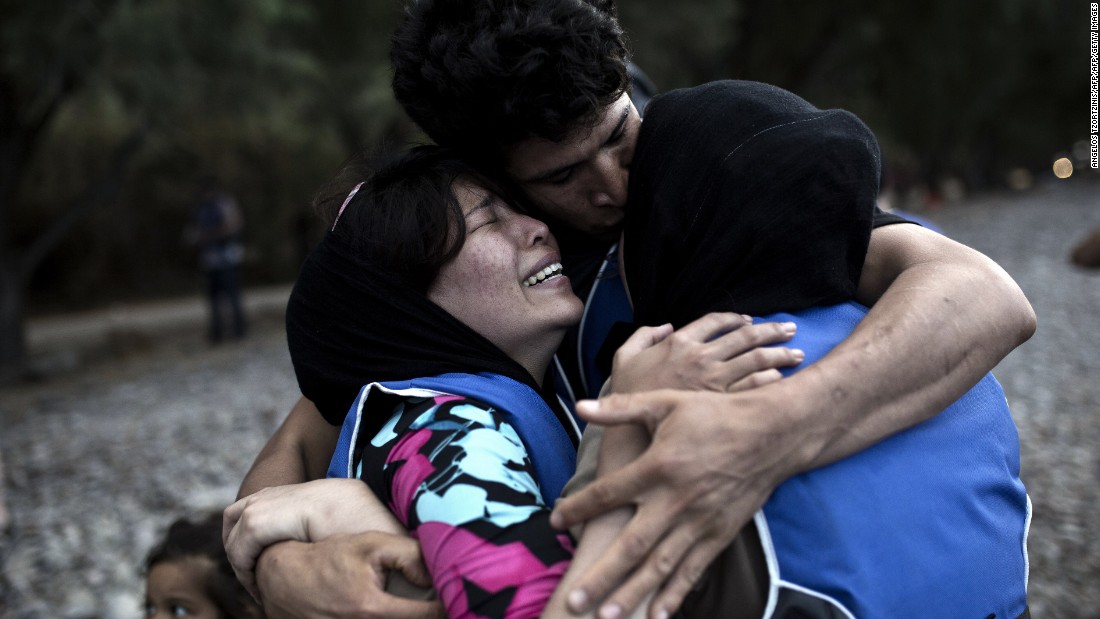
[[354, 393, 575, 618]]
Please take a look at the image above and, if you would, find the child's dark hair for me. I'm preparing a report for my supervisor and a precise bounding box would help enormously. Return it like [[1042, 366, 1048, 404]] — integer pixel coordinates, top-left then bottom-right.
[[145, 512, 262, 619], [391, 0, 629, 162], [317, 145, 530, 291]]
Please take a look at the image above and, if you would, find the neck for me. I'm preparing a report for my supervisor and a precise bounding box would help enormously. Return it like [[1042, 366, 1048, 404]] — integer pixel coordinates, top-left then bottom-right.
[[504, 328, 567, 389]]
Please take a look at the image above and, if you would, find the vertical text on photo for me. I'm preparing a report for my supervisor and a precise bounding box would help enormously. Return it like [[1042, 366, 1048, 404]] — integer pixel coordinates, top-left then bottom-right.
[[1091, 3, 1098, 167]]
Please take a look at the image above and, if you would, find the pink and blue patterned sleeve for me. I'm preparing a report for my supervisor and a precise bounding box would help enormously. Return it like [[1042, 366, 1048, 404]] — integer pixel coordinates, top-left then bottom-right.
[[356, 394, 575, 618]]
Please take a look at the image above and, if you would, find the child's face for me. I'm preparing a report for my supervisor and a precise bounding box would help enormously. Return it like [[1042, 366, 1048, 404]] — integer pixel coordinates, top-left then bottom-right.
[[145, 559, 221, 618]]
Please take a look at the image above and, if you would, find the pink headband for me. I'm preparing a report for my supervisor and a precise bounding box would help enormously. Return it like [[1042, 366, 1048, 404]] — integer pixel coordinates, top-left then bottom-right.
[[331, 181, 365, 231]]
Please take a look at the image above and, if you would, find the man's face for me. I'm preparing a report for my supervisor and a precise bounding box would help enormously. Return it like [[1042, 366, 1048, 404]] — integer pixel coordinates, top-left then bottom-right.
[[504, 92, 641, 242]]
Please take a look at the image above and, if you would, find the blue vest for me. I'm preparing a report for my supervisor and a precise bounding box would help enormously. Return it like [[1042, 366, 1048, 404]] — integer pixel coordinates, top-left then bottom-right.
[[758, 302, 1030, 618], [328, 372, 579, 506], [566, 259, 1030, 617], [576, 245, 633, 399]]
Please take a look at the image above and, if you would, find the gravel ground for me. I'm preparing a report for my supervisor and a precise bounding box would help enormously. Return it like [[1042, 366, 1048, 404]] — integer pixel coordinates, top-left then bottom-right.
[[1, 180, 1098, 618]]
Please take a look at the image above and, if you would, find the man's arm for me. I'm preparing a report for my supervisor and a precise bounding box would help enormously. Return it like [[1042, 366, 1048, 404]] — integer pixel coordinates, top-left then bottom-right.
[[224, 478, 406, 598], [551, 223, 1036, 619], [235, 397, 434, 618], [542, 425, 648, 619], [254, 535, 444, 619], [793, 221, 1036, 461], [237, 396, 339, 499]]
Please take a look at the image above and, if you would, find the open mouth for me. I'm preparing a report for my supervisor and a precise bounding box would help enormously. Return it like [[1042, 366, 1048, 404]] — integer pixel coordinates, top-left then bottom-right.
[[523, 262, 564, 287]]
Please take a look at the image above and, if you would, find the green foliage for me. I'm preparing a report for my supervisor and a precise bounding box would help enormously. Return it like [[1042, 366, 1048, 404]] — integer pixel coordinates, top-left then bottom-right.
[[1, 0, 1087, 319], [3, 0, 416, 314], [618, 0, 738, 88]]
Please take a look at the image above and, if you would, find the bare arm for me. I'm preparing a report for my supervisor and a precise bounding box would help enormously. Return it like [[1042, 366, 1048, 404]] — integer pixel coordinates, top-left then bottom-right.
[[237, 396, 339, 499], [814, 222, 1037, 459], [542, 425, 648, 619], [551, 223, 1036, 618], [234, 396, 427, 617], [224, 478, 407, 597]]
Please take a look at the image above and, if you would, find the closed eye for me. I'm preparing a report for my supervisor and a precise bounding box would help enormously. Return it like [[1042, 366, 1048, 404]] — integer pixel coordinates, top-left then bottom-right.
[[545, 166, 577, 186], [605, 104, 630, 146], [606, 125, 626, 145], [471, 214, 498, 231], [466, 193, 500, 231]]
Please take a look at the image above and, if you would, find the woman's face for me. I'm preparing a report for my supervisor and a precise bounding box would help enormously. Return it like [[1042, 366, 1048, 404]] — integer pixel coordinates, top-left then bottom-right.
[[428, 180, 584, 373]]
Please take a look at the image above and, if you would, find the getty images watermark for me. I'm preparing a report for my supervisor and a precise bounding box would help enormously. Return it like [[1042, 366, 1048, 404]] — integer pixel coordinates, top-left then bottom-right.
[[1092, 2, 1098, 167]]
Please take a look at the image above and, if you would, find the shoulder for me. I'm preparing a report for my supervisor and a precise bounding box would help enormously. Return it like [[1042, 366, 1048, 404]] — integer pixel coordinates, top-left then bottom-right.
[[369, 391, 518, 446]]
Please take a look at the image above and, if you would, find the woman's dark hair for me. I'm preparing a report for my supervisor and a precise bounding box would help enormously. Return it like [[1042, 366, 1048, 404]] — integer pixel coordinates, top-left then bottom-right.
[[316, 145, 528, 291], [144, 512, 262, 619], [287, 146, 555, 428], [391, 0, 629, 161]]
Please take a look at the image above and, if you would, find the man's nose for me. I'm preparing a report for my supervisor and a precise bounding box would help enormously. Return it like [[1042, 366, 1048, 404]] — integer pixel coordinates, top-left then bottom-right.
[[590, 152, 629, 208]]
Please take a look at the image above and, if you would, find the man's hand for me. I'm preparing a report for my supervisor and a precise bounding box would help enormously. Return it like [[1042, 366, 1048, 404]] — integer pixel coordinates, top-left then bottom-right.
[[255, 534, 444, 619], [610, 313, 801, 395], [223, 479, 403, 600], [550, 388, 804, 619]]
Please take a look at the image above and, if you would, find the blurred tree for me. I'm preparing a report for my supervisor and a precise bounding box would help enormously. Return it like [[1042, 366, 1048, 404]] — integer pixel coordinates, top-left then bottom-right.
[[278, 0, 418, 266], [621, 0, 1084, 192], [0, 0, 1085, 381], [0, 0, 319, 379], [617, 0, 738, 88], [295, 1, 417, 154]]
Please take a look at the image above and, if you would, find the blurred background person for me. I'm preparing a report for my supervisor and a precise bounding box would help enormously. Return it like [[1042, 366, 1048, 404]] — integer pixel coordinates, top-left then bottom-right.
[[185, 176, 248, 344]]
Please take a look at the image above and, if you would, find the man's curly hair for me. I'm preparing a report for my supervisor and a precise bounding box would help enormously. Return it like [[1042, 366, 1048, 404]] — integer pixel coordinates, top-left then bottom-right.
[[392, 0, 629, 160]]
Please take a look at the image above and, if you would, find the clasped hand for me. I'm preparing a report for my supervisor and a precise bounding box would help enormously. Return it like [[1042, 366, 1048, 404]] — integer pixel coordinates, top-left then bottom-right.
[[609, 313, 800, 395], [222, 478, 403, 602], [556, 313, 804, 619]]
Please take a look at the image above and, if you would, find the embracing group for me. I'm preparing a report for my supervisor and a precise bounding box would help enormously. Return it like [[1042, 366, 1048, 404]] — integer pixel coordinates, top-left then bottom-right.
[[221, 1, 1036, 618]]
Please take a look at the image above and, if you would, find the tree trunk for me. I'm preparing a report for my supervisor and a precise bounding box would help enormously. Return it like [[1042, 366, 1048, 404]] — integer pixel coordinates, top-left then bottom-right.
[[0, 263, 26, 383], [0, 129, 144, 383]]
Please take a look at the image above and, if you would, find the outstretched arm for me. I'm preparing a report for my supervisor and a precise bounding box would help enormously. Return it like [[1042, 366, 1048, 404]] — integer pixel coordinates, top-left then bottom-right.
[[551, 223, 1036, 619]]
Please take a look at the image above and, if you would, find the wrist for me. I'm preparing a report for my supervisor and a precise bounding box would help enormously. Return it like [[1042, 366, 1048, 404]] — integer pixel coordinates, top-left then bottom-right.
[[254, 540, 296, 598], [753, 372, 836, 477]]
